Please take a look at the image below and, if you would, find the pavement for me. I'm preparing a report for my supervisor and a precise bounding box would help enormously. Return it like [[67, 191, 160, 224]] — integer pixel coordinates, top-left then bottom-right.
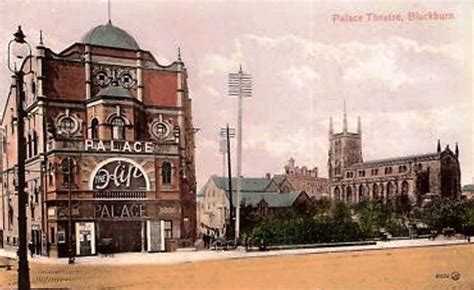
[[0, 237, 470, 266]]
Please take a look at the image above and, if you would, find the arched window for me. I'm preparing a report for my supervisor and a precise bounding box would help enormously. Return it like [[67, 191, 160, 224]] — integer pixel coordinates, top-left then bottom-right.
[[162, 162, 172, 185], [386, 182, 395, 200], [110, 116, 126, 140], [373, 184, 379, 200], [346, 186, 353, 203], [334, 187, 341, 201], [359, 184, 366, 201], [90, 118, 99, 139], [60, 158, 75, 185], [401, 181, 409, 195]]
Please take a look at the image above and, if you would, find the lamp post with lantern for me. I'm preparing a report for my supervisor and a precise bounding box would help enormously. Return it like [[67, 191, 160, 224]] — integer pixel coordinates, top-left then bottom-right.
[[7, 25, 33, 290]]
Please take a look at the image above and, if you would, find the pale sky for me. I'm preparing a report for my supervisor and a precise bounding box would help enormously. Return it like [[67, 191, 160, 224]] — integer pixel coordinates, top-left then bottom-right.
[[0, 0, 472, 189]]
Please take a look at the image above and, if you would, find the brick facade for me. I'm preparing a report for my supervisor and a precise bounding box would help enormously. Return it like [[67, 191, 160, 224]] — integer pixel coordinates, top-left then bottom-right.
[[1, 22, 197, 257]]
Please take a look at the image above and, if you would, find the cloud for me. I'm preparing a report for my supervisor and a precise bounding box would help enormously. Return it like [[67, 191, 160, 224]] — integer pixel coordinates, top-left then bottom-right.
[[279, 66, 320, 88], [198, 39, 244, 77], [193, 31, 469, 187], [244, 33, 463, 90]]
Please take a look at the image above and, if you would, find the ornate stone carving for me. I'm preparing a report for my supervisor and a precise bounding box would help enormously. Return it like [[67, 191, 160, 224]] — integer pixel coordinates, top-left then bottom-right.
[[92, 65, 137, 89]]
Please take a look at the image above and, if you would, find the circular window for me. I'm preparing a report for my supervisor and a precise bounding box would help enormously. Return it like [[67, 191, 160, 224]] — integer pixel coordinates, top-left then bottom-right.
[[95, 71, 110, 87], [58, 116, 78, 135], [152, 121, 170, 139], [119, 73, 134, 88]]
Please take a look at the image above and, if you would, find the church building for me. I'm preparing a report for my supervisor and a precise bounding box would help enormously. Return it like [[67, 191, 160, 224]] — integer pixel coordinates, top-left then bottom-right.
[[1, 21, 197, 257], [328, 106, 461, 204]]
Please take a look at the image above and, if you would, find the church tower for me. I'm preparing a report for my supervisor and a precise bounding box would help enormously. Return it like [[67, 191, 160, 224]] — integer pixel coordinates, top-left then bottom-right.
[[328, 102, 363, 182]]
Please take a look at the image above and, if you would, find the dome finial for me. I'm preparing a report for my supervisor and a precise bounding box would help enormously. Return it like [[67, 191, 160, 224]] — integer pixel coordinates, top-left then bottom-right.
[[107, 0, 112, 24], [177, 46, 182, 62], [39, 30, 44, 46]]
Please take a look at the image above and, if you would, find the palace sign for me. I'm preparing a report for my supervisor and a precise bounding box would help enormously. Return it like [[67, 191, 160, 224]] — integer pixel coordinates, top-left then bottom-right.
[[90, 158, 150, 190], [85, 139, 153, 153], [95, 203, 146, 219]]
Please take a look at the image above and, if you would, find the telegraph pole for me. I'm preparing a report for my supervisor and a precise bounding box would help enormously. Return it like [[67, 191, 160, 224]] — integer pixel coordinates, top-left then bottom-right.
[[67, 157, 75, 264], [220, 125, 235, 239], [228, 66, 252, 240]]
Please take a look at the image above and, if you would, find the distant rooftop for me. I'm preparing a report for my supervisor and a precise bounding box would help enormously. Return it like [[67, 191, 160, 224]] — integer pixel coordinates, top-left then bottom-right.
[[232, 191, 303, 208], [211, 176, 272, 193]]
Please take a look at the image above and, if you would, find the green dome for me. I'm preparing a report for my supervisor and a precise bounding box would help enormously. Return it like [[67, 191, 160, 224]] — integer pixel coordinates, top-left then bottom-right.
[[81, 21, 140, 50]]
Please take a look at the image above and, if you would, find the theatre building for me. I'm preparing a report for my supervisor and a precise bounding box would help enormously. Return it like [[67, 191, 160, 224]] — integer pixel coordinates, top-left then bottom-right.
[[0, 21, 197, 257]]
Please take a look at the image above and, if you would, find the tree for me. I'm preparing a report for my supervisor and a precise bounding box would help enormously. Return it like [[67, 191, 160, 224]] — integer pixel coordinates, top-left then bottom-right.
[[421, 198, 468, 231]]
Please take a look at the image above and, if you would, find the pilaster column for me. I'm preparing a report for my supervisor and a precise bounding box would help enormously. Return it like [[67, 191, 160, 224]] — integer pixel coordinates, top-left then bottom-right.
[[85, 45, 91, 99], [136, 51, 143, 102]]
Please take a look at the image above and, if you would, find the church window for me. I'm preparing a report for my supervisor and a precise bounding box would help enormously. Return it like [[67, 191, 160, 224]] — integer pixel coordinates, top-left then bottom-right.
[[401, 181, 409, 195], [373, 184, 379, 199], [385, 167, 393, 174], [346, 186, 353, 203], [358, 170, 365, 177]]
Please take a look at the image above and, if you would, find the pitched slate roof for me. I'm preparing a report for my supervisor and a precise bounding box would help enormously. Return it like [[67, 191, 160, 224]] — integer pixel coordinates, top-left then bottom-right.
[[348, 152, 441, 168], [231, 191, 303, 208], [211, 175, 272, 193], [96, 86, 133, 98], [271, 174, 286, 186]]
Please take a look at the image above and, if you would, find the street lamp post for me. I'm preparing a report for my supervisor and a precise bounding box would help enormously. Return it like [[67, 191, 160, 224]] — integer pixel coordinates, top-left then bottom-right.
[[8, 25, 33, 290], [220, 125, 235, 240], [65, 157, 75, 264], [228, 66, 252, 241]]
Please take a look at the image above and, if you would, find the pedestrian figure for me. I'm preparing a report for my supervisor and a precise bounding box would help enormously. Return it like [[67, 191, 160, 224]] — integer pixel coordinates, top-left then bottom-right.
[[28, 241, 34, 258], [203, 233, 209, 249], [210, 233, 215, 249], [259, 238, 266, 251]]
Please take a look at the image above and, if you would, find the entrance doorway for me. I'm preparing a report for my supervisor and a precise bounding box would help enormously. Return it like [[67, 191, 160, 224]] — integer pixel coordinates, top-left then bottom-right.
[[76, 222, 96, 256], [31, 228, 42, 255], [97, 221, 142, 253]]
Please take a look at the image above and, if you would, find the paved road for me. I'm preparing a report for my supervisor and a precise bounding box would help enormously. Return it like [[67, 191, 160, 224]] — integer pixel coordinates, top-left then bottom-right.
[[1, 241, 473, 289], [0, 237, 469, 265]]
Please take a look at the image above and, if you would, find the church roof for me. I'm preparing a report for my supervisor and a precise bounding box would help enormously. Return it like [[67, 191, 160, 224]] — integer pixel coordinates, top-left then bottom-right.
[[348, 152, 441, 169], [81, 21, 140, 50], [96, 86, 133, 98]]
